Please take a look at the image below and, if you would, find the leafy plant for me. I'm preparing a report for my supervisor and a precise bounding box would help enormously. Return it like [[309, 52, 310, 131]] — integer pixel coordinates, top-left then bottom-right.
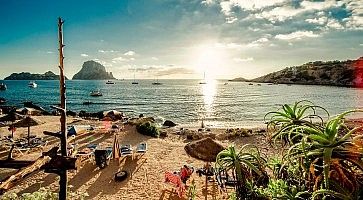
[[216, 145, 268, 199], [256, 179, 310, 200], [264, 100, 329, 144], [136, 121, 159, 137], [187, 179, 197, 200]]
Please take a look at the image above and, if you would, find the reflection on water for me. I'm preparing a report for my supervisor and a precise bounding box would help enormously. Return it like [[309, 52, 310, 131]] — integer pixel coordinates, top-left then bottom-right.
[[201, 79, 217, 123]]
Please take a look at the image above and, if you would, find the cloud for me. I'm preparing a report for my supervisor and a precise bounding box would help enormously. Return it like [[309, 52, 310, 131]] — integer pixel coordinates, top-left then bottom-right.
[[112, 56, 135, 63], [80, 53, 89, 57], [98, 50, 118, 53], [233, 57, 254, 62], [46, 51, 54, 54], [275, 31, 320, 40], [93, 59, 112, 67], [215, 42, 243, 50], [247, 37, 269, 47], [124, 50, 135, 56], [151, 57, 159, 61], [129, 65, 194, 77]]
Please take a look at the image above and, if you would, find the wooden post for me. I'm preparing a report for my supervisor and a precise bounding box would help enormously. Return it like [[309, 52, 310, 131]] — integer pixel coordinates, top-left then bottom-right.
[[57, 17, 68, 200]]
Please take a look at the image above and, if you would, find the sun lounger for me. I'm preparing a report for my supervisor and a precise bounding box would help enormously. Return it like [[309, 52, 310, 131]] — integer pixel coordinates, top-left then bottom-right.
[[120, 144, 133, 156], [95, 147, 113, 169], [135, 142, 147, 154]]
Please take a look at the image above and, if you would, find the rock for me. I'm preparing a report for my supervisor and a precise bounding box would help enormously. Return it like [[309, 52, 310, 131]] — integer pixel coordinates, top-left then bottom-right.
[[139, 114, 144, 118], [228, 77, 249, 82], [72, 60, 115, 80], [251, 57, 363, 87], [163, 120, 177, 127], [160, 131, 168, 138], [5, 71, 68, 80], [66, 110, 77, 117]]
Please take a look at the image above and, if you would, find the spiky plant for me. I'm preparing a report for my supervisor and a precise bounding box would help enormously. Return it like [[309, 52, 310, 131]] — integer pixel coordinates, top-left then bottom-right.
[[284, 110, 363, 197], [264, 100, 329, 144], [216, 145, 268, 199]]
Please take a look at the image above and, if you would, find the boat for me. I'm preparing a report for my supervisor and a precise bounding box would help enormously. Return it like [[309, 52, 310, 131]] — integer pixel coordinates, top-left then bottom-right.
[[28, 81, 37, 88], [199, 72, 207, 84], [257, 84, 261, 86], [152, 77, 162, 85], [0, 97, 6, 104], [132, 68, 138, 84], [224, 83, 228, 85], [83, 101, 93, 105], [90, 90, 102, 97], [106, 80, 115, 85], [248, 83, 253, 85], [0, 83, 7, 90]]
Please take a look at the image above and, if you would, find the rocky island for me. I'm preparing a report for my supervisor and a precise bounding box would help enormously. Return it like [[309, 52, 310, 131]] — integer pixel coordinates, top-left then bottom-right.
[[72, 60, 115, 80], [232, 57, 363, 87], [4, 71, 68, 80]]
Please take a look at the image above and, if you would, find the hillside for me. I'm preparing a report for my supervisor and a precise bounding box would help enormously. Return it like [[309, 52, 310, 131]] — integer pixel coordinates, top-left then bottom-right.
[[4, 71, 68, 80], [250, 57, 363, 87], [72, 60, 115, 80]]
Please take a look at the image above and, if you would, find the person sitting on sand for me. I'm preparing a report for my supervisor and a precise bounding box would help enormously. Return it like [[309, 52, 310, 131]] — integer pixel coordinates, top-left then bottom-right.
[[180, 165, 194, 184]]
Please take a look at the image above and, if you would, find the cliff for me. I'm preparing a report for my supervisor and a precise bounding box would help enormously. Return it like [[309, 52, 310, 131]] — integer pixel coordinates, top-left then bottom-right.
[[4, 71, 68, 80], [250, 57, 363, 87], [72, 60, 115, 80]]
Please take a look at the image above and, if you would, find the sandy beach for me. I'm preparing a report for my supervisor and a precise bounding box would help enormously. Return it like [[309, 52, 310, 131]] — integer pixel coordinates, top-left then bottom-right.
[[0, 116, 279, 199]]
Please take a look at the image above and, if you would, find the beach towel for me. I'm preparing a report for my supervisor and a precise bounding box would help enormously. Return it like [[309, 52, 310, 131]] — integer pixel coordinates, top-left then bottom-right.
[[164, 171, 186, 198]]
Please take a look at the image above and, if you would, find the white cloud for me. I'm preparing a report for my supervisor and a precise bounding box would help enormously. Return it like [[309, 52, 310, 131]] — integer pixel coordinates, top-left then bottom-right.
[[112, 57, 127, 62], [226, 16, 238, 23], [201, 0, 214, 5], [275, 31, 320, 40], [344, 0, 363, 30], [124, 50, 135, 56], [98, 50, 118, 53], [360, 44, 363, 46], [151, 57, 159, 61], [46, 51, 54, 54], [215, 42, 244, 50], [247, 37, 269, 47], [80, 53, 89, 57], [305, 17, 327, 25], [233, 57, 254, 62], [255, 1, 338, 22], [326, 19, 344, 29]]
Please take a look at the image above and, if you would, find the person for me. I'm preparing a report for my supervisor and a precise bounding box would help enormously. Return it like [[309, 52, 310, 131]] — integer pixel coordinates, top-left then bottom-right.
[[180, 165, 193, 183]]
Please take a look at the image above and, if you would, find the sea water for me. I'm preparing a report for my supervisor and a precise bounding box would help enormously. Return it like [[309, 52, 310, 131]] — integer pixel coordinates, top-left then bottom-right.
[[1, 80, 363, 128]]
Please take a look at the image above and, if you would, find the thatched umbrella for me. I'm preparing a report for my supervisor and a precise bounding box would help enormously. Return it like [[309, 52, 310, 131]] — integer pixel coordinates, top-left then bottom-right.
[[184, 137, 225, 194], [13, 116, 43, 145], [0, 112, 24, 138], [184, 137, 224, 162]]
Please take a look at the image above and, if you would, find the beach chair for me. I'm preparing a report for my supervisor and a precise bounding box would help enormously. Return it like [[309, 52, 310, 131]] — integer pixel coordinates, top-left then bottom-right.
[[120, 144, 133, 156], [76, 144, 98, 161], [164, 171, 186, 198], [95, 147, 113, 169], [135, 142, 147, 154]]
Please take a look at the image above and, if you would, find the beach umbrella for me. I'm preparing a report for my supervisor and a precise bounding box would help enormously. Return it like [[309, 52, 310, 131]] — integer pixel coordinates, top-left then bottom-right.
[[184, 137, 224, 162], [0, 112, 24, 138], [13, 116, 43, 145], [112, 134, 120, 159], [184, 137, 225, 192]]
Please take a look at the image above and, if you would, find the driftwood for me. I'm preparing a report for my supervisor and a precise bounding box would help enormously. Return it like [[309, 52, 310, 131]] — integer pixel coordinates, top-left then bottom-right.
[[0, 155, 51, 193]]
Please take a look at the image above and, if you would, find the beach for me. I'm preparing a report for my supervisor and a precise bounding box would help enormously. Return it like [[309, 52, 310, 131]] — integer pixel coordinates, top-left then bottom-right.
[[0, 116, 279, 199]]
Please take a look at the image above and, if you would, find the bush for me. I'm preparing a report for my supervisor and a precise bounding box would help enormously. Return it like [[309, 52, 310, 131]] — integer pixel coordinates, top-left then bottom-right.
[[136, 122, 159, 137]]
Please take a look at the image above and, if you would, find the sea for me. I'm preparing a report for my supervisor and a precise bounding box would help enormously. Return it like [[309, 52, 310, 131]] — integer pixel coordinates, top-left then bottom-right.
[[1, 79, 363, 128]]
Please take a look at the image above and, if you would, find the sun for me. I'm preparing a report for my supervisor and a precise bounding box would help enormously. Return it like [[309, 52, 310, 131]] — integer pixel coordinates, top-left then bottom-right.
[[193, 44, 227, 80]]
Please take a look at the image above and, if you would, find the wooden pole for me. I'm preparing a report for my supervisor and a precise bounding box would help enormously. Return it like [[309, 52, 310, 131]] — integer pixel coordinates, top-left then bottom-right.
[[57, 17, 68, 200]]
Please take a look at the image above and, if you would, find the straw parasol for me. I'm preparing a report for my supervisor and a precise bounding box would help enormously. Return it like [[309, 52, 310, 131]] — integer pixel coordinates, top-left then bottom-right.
[[0, 112, 24, 138], [184, 137, 225, 194], [184, 137, 225, 162], [13, 116, 43, 145]]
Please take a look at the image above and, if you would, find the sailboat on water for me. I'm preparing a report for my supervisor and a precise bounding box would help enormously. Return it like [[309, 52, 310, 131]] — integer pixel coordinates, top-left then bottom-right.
[[199, 72, 207, 84], [152, 76, 162, 85], [132, 68, 138, 84]]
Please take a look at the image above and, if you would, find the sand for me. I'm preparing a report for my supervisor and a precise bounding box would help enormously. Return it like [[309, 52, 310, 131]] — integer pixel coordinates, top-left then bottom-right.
[[0, 116, 278, 200]]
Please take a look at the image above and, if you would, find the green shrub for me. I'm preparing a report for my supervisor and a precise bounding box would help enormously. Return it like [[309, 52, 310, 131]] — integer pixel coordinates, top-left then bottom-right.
[[136, 121, 159, 137]]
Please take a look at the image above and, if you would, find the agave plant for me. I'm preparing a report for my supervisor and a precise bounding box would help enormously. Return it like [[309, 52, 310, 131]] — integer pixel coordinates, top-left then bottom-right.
[[216, 145, 268, 198], [284, 110, 363, 196], [264, 100, 329, 144]]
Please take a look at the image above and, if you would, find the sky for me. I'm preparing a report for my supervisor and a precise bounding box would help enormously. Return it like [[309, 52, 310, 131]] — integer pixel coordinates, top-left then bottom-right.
[[0, 0, 362, 80]]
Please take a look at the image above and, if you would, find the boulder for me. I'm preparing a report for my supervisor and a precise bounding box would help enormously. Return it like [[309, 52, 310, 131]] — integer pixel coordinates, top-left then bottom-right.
[[163, 120, 177, 127]]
